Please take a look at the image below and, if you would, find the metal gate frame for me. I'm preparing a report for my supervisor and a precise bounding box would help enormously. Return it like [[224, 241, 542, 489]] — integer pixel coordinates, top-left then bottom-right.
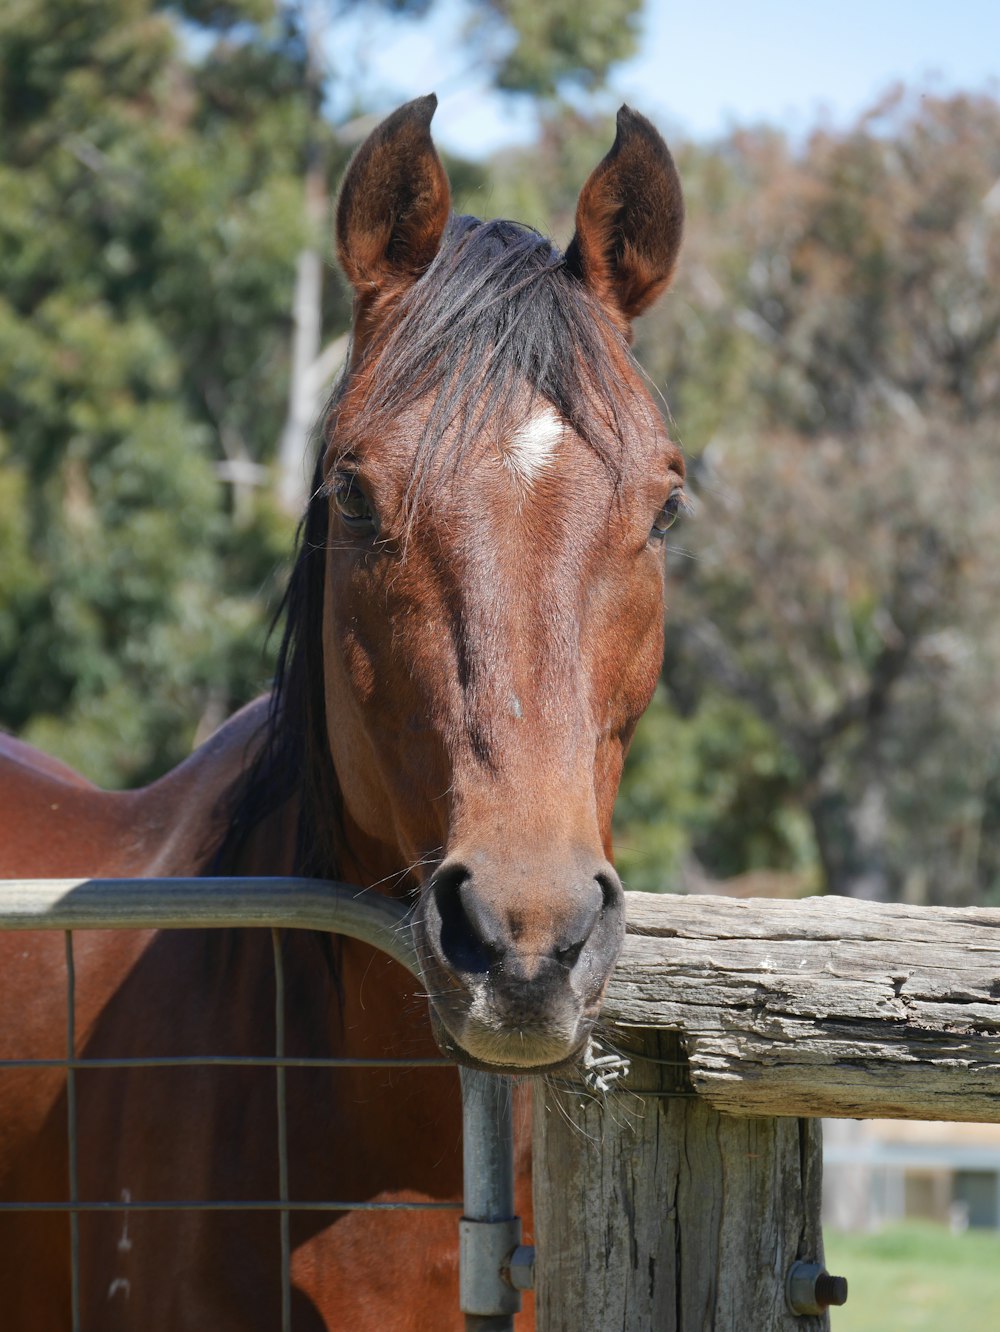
[[0, 877, 533, 1331]]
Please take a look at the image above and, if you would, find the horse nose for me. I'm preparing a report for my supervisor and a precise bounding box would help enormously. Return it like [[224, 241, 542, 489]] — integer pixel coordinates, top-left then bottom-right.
[[425, 855, 624, 980]]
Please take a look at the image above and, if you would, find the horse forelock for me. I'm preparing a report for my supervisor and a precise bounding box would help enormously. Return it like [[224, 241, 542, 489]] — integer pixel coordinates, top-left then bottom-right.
[[327, 215, 657, 518]]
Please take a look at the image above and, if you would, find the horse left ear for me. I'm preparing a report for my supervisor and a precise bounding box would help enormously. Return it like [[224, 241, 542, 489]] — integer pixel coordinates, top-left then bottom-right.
[[566, 106, 684, 328], [336, 94, 451, 310]]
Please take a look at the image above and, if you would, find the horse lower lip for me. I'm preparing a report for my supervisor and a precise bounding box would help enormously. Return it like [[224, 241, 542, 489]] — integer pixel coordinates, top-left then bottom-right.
[[454, 1050, 580, 1076], [427, 1005, 584, 1072], [432, 1020, 582, 1076]]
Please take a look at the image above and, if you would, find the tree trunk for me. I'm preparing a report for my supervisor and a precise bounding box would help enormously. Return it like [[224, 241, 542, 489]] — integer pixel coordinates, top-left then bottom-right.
[[809, 774, 891, 901], [276, 4, 328, 517]]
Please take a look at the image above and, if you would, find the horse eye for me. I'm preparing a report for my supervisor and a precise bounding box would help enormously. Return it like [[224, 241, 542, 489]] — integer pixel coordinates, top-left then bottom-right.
[[333, 472, 377, 533], [649, 492, 683, 544]]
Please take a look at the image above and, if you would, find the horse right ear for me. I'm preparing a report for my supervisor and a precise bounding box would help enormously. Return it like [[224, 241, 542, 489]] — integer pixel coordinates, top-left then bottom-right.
[[566, 106, 684, 331], [336, 95, 451, 321]]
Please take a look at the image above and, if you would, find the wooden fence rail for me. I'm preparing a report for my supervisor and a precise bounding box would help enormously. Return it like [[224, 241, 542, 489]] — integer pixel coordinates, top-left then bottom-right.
[[607, 893, 1000, 1121], [534, 892, 1000, 1332]]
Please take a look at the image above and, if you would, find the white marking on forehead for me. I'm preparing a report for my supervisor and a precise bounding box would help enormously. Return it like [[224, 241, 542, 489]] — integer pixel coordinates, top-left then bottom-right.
[[500, 408, 564, 484]]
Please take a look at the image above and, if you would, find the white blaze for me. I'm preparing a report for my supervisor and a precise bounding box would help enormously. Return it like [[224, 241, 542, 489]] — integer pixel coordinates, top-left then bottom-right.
[[501, 407, 563, 484]]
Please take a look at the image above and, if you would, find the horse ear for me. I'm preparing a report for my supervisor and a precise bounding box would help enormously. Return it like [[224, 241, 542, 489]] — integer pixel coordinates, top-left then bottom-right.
[[336, 94, 451, 306], [566, 106, 684, 327]]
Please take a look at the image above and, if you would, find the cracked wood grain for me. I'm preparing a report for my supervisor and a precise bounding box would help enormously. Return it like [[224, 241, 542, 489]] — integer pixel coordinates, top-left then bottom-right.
[[533, 1032, 828, 1332], [606, 893, 1000, 1121]]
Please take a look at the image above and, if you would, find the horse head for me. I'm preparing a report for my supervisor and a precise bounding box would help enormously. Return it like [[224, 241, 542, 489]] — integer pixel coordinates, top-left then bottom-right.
[[324, 95, 685, 1072]]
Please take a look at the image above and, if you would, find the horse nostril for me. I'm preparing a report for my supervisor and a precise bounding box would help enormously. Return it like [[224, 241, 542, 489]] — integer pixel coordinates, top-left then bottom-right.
[[552, 868, 623, 970], [596, 869, 623, 913], [430, 862, 503, 975], [555, 940, 584, 968]]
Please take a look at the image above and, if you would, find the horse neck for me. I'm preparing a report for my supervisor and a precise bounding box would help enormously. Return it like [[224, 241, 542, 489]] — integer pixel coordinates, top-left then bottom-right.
[[0, 697, 275, 880], [300, 793, 436, 1058], [208, 718, 433, 1060], [138, 696, 277, 876]]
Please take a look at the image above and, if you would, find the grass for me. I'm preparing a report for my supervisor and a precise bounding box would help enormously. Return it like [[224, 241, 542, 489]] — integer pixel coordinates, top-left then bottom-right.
[[824, 1223, 1000, 1330]]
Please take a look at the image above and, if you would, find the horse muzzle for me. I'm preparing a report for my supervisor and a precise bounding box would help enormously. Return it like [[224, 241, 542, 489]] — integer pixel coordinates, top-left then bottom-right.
[[414, 852, 625, 1071]]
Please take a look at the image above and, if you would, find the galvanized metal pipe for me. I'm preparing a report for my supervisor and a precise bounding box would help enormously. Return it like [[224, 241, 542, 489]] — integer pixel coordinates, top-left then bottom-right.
[[0, 877, 420, 976], [271, 928, 292, 1332], [64, 931, 81, 1332], [460, 1067, 522, 1332]]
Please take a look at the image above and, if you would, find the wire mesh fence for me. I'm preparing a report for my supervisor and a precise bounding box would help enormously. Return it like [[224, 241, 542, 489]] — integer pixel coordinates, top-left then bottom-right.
[[0, 878, 519, 1332]]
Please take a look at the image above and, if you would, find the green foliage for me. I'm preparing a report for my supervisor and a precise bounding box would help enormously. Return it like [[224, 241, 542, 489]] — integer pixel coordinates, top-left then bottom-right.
[[614, 687, 814, 892], [166, 0, 278, 25], [0, 0, 307, 784], [633, 90, 1000, 901], [480, 0, 643, 95], [3, 1, 998, 909], [612, 687, 702, 892], [0, 0, 648, 788], [463, 106, 615, 238]]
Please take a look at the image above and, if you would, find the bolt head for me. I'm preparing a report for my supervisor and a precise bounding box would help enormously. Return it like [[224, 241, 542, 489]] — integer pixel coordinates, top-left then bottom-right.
[[786, 1260, 849, 1316]]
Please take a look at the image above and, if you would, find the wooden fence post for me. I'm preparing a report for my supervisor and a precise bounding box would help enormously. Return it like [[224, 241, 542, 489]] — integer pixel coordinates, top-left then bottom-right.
[[532, 891, 1000, 1329], [533, 1031, 828, 1332]]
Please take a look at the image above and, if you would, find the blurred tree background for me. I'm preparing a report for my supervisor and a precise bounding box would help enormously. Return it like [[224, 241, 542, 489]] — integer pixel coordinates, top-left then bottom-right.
[[1, 1, 998, 907]]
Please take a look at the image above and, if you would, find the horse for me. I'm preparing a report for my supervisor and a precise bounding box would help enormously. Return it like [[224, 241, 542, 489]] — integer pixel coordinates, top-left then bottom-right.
[[0, 95, 686, 1330]]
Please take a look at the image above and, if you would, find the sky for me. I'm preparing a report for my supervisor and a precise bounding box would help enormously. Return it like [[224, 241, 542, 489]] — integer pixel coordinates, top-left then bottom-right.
[[330, 0, 1000, 157]]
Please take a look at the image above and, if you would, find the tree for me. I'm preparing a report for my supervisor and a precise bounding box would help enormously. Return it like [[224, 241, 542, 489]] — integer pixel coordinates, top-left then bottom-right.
[[0, 0, 320, 782], [630, 90, 1000, 903], [473, 0, 643, 96]]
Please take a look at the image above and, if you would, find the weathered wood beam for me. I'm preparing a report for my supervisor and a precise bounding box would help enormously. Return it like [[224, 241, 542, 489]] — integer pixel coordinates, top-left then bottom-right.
[[533, 1032, 831, 1332], [610, 893, 1000, 1121]]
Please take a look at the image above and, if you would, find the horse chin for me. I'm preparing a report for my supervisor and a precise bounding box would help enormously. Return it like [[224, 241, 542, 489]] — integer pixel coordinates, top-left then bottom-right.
[[427, 1007, 590, 1077]]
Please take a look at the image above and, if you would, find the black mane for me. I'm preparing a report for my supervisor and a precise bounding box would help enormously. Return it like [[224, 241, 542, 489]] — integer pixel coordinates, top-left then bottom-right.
[[214, 215, 653, 879]]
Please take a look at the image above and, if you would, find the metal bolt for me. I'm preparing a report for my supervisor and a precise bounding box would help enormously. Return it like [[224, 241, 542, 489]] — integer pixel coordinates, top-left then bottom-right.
[[786, 1260, 849, 1316], [502, 1244, 536, 1292]]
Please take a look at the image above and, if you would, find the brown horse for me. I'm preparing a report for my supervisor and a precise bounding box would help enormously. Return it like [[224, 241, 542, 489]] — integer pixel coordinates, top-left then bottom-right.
[[0, 96, 685, 1329]]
